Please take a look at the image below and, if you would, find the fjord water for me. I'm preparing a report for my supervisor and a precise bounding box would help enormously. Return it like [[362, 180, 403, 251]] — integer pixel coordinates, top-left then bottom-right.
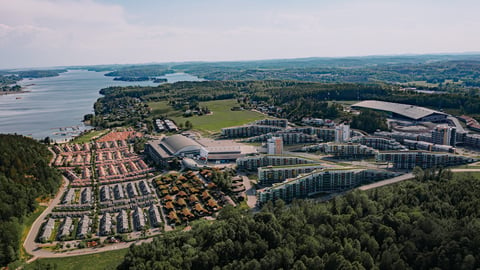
[[0, 70, 201, 142]]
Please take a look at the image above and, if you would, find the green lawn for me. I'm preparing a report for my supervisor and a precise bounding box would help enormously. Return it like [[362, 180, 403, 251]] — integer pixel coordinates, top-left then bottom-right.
[[70, 129, 109, 143], [332, 100, 358, 105], [452, 171, 480, 178], [405, 81, 440, 88], [25, 248, 128, 270], [149, 99, 266, 134]]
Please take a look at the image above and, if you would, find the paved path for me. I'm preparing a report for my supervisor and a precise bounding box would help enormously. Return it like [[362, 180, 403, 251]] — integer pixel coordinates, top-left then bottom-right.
[[24, 175, 68, 261], [27, 237, 154, 260], [358, 173, 414, 191], [358, 168, 480, 191], [242, 176, 258, 209], [448, 116, 466, 133], [451, 168, 480, 173]]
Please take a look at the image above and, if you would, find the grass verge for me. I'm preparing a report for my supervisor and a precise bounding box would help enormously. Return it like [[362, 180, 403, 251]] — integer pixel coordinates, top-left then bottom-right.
[[71, 129, 109, 143], [20, 206, 47, 260], [24, 248, 128, 270], [148, 99, 265, 135]]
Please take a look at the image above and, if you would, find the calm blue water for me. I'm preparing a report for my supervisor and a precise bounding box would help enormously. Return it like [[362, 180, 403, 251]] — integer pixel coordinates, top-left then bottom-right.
[[0, 70, 202, 142]]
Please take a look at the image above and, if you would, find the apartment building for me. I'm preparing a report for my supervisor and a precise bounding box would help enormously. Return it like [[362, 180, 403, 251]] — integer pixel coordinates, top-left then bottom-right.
[[376, 151, 474, 169], [221, 125, 283, 138], [351, 136, 406, 151], [258, 163, 325, 185], [257, 168, 398, 204], [323, 143, 377, 158], [236, 155, 317, 171]]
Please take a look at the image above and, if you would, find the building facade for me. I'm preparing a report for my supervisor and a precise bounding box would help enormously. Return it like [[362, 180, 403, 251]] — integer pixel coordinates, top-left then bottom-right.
[[267, 137, 283, 155], [258, 164, 325, 185], [221, 125, 283, 138], [254, 119, 289, 128], [237, 155, 317, 171], [351, 136, 406, 151], [323, 143, 377, 158], [257, 168, 399, 204], [376, 151, 474, 169], [431, 125, 456, 146], [335, 124, 351, 143]]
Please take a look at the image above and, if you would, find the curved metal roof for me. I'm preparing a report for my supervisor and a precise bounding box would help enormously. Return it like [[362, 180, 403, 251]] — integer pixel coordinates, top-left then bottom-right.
[[162, 134, 202, 154], [352, 100, 446, 120]]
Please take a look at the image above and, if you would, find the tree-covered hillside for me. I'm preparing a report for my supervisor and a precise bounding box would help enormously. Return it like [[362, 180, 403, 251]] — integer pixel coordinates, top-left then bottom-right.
[[118, 173, 480, 270], [0, 134, 62, 266]]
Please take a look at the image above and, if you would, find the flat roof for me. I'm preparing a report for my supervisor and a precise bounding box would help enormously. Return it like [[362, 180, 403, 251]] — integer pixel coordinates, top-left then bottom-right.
[[147, 139, 172, 159], [352, 100, 447, 120]]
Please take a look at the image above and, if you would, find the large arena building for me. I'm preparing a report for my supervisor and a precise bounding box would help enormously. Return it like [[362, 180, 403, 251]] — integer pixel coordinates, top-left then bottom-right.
[[352, 100, 448, 122], [146, 134, 257, 166]]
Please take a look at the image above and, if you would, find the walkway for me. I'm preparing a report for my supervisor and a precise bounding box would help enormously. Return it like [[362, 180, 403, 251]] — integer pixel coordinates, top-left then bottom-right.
[[23, 176, 68, 261], [358, 168, 480, 191], [242, 175, 258, 209]]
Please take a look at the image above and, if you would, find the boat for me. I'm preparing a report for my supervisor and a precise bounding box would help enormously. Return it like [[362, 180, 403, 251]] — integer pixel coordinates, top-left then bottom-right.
[[16, 97, 22, 99]]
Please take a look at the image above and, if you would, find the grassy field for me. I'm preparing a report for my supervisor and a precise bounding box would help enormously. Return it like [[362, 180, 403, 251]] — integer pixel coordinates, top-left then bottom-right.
[[333, 100, 358, 105], [70, 129, 109, 143], [405, 81, 440, 88], [452, 171, 480, 178], [148, 99, 266, 134], [25, 249, 128, 270]]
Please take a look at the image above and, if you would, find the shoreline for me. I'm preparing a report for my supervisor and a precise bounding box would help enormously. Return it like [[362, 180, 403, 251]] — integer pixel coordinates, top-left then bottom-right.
[[0, 90, 31, 96]]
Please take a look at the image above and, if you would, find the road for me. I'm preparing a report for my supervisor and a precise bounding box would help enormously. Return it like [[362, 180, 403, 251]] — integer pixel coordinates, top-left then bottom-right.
[[27, 237, 155, 260], [358, 168, 480, 191], [24, 175, 68, 262], [241, 175, 258, 209], [358, 173, 414, 191], [447, 116, 466, 133]]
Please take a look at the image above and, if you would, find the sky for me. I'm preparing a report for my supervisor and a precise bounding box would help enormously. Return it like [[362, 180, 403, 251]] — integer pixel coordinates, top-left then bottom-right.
[[1, 0, 479, 69]]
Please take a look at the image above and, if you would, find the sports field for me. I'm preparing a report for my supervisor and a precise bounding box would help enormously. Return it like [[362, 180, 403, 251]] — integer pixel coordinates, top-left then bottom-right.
[[148, 99, 265, 134]]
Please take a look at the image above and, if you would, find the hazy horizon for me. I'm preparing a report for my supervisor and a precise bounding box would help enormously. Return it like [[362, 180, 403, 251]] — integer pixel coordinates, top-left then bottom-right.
[[2, 51, 480, 71], [1, 0, 480, 69]]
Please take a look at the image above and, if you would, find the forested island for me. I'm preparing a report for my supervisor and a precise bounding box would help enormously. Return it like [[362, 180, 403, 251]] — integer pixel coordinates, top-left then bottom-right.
[[103, 64, 173, 78], [112, 76, 168, 83], [113, 76, 151, 82], [0, 135, 62, 266], [0, 69, 67, 94]]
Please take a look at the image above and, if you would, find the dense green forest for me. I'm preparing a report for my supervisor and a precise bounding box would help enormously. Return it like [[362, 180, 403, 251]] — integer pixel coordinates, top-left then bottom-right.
[[104, 64, 173, 78], [350, 110, 389, 133], [91, 81, 391, 127], [182, 60, 480, 88], [113, 173, 480, 269], [0, 69, 66, 93], [91, 79, 480, 129], [0, 135, 62, 266]]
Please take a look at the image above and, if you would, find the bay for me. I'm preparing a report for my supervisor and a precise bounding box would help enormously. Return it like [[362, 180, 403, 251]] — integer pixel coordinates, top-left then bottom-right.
[[0, 70, 202, 142]]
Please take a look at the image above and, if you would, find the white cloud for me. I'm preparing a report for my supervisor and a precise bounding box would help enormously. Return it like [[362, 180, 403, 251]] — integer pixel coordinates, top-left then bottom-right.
[[0, 0, 479, 68]]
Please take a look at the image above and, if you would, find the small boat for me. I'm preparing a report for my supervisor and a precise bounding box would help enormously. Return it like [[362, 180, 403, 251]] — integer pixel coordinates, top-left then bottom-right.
[[16, 97, 22, 99]]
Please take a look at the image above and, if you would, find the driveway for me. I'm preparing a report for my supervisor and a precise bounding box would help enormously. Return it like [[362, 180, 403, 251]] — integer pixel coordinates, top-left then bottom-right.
[[241, 175, 258, 209]]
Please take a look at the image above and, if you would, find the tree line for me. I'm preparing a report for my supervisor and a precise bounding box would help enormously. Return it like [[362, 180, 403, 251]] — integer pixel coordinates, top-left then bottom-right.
[[113, 172, 480, 270], [0, 134, 62, 266]]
